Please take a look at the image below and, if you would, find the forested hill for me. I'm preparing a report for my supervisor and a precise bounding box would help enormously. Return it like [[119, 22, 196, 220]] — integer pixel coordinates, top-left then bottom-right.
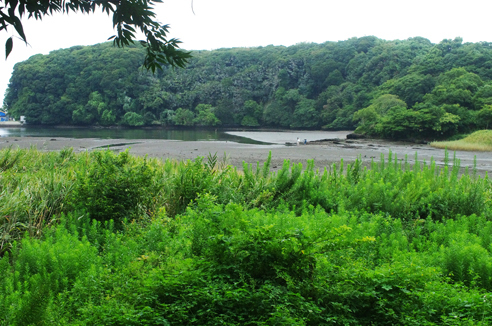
[[4, 36, 492, 139]]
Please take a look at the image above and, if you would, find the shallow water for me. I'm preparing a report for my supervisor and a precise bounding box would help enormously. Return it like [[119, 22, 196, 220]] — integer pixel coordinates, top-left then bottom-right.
[[0, 126, 270, 144], [0, 127, 352, 145]]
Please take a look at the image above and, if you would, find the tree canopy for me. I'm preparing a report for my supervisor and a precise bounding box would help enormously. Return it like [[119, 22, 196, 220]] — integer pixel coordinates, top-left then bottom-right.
[[5, 36, 492, 140], [0, 0, 191, 70]]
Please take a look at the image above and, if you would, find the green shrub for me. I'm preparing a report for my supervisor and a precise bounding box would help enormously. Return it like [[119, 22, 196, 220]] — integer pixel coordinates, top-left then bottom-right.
[[69, 150, 154, 223], [0, 148, 492, 324], [0, 226, 100, 325]]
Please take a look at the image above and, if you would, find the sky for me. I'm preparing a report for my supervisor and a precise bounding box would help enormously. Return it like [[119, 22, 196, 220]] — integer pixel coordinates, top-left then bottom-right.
[[2, 0, 492, 105]]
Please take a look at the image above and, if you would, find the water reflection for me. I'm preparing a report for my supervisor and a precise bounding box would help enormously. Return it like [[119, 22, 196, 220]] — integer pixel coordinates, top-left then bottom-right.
[[0, 126, 268, 144]]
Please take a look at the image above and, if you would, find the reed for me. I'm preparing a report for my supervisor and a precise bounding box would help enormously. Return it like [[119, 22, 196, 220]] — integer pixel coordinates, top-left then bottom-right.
[[430, 130, 492, 151]]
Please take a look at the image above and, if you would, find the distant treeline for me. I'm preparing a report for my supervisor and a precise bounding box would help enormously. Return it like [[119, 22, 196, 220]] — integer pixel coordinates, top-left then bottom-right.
[[4, 36, 492, 139]]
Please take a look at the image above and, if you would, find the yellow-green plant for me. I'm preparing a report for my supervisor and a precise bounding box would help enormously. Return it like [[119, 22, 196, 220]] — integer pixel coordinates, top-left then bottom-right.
[[431, 130, 492, 151]]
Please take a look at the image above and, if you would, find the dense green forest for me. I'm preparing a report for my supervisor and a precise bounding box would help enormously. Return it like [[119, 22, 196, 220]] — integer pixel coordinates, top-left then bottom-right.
[[1, 147, 492, 324], [4, 36, 492, 139]]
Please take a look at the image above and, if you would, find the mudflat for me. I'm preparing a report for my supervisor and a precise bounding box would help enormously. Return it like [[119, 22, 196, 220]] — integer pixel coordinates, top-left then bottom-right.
[[0, 135, 491, 177]]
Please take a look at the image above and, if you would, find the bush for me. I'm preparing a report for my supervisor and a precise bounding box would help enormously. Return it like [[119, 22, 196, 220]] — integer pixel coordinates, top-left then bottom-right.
[[0, 226, 100, 325], [121, 112, 144, 126], [1, 148, 492, 324], [70, 150, 154, 223]]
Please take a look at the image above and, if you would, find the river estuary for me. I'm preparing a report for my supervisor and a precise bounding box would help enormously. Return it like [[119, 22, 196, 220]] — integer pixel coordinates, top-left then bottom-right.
[[0, 127, 490, 177]]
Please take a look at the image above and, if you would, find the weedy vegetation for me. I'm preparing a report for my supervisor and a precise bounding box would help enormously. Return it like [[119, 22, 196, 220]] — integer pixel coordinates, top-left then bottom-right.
[[431, 130, 492, 151], [0, 147, 491, 325]]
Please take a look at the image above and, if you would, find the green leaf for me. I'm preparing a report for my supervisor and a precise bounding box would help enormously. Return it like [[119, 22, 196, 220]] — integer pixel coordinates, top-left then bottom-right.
[[5, 37, 13, 59], [382, 284, 393, 291], [12, 16, 26, 42]]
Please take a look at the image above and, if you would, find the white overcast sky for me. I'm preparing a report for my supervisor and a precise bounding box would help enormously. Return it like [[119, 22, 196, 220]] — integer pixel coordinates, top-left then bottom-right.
[[2, 0, 492, 104]]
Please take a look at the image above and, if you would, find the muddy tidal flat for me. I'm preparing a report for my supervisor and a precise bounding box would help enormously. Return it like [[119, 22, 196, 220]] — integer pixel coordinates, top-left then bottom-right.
[[0, 131, 490, 177]]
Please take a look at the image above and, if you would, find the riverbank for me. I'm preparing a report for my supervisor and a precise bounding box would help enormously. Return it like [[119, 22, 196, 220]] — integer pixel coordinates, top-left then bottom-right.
[[1, 135, 491, 177], [0, 121, 22, 127]]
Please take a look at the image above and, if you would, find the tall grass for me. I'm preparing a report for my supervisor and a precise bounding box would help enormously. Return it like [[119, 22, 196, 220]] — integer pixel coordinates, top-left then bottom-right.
[[0, 148, 76, 253], [431, 129, 492, 151], [1, 147, 490, 255]]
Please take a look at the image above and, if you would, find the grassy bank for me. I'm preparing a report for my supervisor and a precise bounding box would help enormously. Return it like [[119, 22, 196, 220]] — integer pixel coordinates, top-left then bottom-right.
[[430, 130, 492, 151], [0, 147, 491, 325]]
